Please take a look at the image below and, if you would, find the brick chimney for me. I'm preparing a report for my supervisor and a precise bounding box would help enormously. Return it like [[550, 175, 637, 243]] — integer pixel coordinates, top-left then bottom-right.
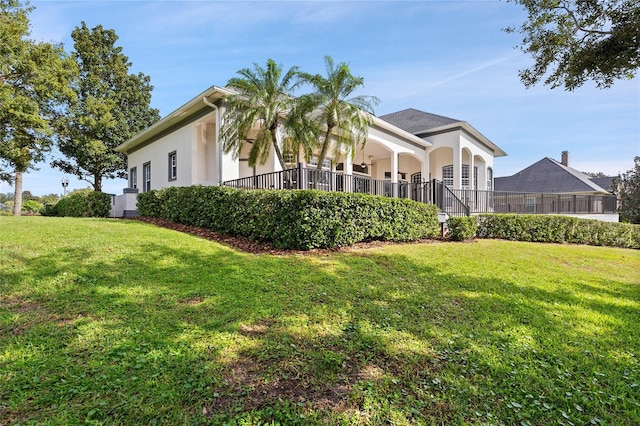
[[561, 151, 569, 166]]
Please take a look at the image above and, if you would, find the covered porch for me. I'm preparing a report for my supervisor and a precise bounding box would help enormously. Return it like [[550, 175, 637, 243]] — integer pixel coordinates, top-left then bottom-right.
[[222, 163, 617, 218]]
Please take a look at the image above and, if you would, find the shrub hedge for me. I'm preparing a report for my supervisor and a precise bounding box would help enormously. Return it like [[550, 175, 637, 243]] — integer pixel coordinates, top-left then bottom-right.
[[447, 216, 478, 241], [49, 190, 112, 218], [22, 200, 44, 214], [40, 203, 59, 217], [476, 213, 640, 249], [137, 186, 440, 250]]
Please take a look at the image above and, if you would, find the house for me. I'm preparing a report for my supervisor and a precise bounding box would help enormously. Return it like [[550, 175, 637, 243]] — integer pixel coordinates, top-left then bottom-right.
[[380, 108, 506, 191], [493, 151, 618, 221], [113, 86, 507, 216], [494, 152, 611, 195], [589, 176, 617, 193]]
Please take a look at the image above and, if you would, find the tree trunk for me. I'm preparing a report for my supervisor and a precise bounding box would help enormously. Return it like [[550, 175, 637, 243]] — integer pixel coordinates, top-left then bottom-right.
[[94, 174, 102, 192], [270, 128, 287, 172], [316, 127, 334, 170], [12, 170, 22, 216]]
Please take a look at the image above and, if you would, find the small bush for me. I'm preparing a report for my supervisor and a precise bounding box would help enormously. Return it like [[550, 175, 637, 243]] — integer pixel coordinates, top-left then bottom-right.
[[22, 200, 43, 214], [477, 214, 640, 249], [447, 216, 478, 241], [137, 186, 440, 250], [55, 190, 112, 217]]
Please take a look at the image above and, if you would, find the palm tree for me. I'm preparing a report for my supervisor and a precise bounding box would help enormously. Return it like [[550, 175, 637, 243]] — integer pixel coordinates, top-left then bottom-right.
[[220, 59, 317, 171], [300, 56, 380, 169]]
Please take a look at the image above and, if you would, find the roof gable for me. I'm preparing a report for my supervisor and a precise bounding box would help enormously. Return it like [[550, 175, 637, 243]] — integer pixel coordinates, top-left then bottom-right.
[[495, 157, 611, 194]]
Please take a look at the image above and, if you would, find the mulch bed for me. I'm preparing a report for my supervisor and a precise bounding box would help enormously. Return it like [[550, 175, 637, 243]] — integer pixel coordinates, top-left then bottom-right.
[[128, 216, 443, 255]]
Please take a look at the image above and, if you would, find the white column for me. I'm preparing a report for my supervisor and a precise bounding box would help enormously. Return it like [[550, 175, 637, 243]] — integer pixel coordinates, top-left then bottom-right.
[[344, 152, 353, 175], [453, 145, 462, 190], [391, 150, 398, 196], [421, 151, 430, 182], [391, 151, 398, 183], [469, 154, 475, 190]]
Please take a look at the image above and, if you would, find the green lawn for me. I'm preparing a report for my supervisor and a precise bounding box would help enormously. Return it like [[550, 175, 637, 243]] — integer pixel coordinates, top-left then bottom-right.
[[1, 217, 638, 425]]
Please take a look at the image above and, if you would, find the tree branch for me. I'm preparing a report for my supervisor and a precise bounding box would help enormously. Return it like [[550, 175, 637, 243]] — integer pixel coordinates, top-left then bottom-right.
[[556, 4, 613, 36]]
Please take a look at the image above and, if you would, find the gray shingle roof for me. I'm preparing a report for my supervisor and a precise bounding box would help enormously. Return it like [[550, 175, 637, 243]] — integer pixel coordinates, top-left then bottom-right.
[[589, 176, 616, 192], [379, 108, 461, 134], [494, 157, 611, 194]]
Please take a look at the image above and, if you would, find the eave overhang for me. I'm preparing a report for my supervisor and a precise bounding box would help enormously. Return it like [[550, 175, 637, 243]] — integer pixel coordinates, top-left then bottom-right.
[[371, 115, 432, 149], [115, 85, 234, 154], [417, 121, 507, 157]]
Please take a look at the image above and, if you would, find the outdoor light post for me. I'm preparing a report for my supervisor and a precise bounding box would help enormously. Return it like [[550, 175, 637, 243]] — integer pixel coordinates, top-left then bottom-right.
[[61, 177, 69, 197]]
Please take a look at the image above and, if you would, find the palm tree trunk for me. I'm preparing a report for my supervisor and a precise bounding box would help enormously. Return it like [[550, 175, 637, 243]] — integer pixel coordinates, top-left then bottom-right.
[[12, 170, 22, 216], [316, 127, 334, 170], [270, 128, 287, 171]]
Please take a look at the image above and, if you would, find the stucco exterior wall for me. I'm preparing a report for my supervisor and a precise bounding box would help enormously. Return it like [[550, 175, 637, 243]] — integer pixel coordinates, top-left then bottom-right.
[[425, 129, 496, 190], [128, 125, 194, 191]]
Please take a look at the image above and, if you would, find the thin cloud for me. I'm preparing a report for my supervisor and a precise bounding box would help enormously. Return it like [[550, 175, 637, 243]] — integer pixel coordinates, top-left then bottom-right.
[[423, 53, 521, 90]]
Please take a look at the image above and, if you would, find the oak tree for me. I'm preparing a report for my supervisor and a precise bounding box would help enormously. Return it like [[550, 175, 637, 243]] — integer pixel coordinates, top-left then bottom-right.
[[615, 156, 640, 224], [0, 0, 75, 215], [507, 0, 639, 90], [53, 22, 159, 192]]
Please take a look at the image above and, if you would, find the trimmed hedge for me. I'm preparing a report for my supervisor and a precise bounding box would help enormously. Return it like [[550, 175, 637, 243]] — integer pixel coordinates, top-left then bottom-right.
[[447, 216, 478, 241], [40, 203, 59, 217], [50, 190, 112, 218], [137, 186, 440, 250], [476, 213, 640, 249]]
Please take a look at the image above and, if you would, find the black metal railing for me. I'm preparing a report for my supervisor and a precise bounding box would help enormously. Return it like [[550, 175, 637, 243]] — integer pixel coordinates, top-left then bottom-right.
[[449, 189, 617, 215], [223, 164, 436, 202], [223, 164, 617, 217]]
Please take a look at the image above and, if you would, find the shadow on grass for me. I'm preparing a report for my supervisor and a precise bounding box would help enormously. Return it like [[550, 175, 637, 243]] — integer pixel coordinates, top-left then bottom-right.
[[1, 224, 638, 424]]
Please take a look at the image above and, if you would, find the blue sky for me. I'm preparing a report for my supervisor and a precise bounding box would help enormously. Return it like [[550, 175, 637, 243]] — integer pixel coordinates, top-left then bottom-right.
[[4, 0, 639, 196]]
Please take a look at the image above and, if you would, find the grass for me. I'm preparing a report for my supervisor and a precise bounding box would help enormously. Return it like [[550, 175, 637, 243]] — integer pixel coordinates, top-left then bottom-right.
[[0, 216, 638, 425]]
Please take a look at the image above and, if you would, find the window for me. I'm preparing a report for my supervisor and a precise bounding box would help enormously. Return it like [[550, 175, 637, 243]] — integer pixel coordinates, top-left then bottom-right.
[[410, 173, 423, 202], [386, 171, 407, 180], [442, 165, 453, 187], [168, 151, 177, 181], [461, 165, 470, 189], [309, 156, 331, 170], [143, 162, 151, 192], [352, 163, 368, 174], [474, 166, 478, 190], [283, 152, 295, 164], [129, 167, 137, 189]]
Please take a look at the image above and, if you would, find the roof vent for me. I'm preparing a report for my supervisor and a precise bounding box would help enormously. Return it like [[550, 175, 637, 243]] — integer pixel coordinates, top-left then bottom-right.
[[561, 151, 569, 166]]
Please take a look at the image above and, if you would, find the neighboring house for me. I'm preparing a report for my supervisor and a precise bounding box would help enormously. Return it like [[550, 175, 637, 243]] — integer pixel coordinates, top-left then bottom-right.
[[494, 152, 611, 195], [115, 86, 506, 208], [589, 176, 617, 193], [493, 151, 617, 220]]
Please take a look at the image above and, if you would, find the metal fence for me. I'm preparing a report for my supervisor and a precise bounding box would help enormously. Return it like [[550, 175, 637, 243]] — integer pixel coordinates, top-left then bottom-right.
[[223, 164, 432, 200], [223, 164, 616, 217], [449, 189, 617, 215]]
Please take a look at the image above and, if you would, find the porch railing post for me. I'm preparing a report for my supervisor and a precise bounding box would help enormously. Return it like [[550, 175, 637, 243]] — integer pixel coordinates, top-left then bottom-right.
[[297, 162, 304, 190]]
